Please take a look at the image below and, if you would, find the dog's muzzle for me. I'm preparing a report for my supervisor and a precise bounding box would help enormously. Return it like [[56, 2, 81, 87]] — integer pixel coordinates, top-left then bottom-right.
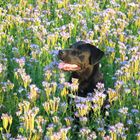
[[58, 50, 81, 71]]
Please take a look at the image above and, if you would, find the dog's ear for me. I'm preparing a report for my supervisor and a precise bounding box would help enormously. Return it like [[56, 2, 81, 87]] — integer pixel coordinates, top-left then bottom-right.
[[88, 44, 104, 65]]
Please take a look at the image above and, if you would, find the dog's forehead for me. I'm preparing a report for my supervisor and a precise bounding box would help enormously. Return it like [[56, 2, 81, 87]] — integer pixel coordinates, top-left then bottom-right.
[[70, 41, 91, 51], [76, 45, 92, 53], [70, 41, 86, 48]]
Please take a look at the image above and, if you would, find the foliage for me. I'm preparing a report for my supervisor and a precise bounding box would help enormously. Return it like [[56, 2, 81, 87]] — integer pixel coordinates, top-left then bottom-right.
[[0, 0, 140, 139]]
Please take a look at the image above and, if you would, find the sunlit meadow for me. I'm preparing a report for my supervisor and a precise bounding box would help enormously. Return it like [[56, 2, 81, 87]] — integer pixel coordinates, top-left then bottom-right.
[[0, 0, 140, 140]]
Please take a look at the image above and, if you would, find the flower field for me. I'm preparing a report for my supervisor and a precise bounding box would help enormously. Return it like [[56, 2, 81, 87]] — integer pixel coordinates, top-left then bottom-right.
[[0, 0, 140, 139]]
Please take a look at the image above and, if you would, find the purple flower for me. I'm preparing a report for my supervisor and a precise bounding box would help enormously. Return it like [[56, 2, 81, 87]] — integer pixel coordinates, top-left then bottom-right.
[[131, 109, 139, 114]]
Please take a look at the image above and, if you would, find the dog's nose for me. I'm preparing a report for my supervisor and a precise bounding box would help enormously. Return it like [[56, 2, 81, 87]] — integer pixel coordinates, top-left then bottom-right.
[[58, 50, 65, 56]]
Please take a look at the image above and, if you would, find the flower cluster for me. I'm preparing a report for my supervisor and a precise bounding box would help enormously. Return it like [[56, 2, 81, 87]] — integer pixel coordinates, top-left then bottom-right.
[[0, 0, 139, 139]]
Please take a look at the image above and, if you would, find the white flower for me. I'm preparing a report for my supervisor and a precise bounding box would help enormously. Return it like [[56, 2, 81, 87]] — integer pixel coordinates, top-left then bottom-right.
[[118, 107, 128, 115]]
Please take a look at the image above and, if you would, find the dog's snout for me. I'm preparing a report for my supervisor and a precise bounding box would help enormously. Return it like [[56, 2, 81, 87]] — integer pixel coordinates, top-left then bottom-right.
[[59, 50, 63, 55], [58, 50, 66, 57]]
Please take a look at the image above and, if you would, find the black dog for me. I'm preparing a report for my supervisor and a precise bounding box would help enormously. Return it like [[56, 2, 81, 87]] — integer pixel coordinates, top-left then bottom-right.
[[58, 41, 104, 97]]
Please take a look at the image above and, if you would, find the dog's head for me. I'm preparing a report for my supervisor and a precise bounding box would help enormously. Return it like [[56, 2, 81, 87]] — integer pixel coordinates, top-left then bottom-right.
[[58, 41, 104, 71]]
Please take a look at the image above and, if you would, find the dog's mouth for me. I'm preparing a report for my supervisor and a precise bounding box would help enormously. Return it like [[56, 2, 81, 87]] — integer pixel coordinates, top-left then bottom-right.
[[58, 61, 81, 71]]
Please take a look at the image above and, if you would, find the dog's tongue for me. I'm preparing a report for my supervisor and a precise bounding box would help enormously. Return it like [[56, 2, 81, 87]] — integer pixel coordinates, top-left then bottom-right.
[[58, 62, 81, 71]]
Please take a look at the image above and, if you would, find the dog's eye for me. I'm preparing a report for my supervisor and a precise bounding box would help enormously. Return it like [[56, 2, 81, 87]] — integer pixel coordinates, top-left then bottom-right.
[[79, 55, 85, 61]]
